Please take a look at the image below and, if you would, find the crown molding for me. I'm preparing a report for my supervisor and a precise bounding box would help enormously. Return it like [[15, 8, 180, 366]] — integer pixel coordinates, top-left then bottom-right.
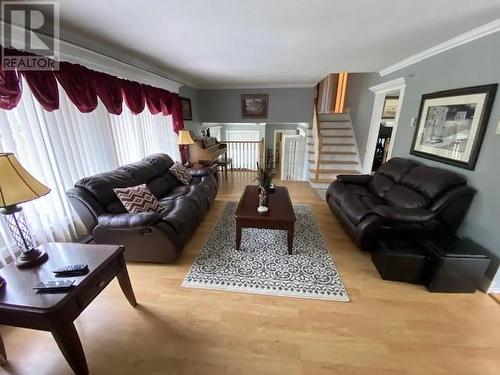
[[1, 21, 188, 92], [379, 19, 500, 77], [369, 77, 406, 93], [198, 83, 316, 90]]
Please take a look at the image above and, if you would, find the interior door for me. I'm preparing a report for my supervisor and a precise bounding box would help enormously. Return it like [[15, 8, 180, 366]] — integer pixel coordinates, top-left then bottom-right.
[[280, 135, 305, 181]]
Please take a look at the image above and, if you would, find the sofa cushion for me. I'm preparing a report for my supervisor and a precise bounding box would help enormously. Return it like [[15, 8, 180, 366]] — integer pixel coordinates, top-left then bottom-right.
[[105, 200, 128, 214], [122, 161, 158, 184], [359, 194, 385, 210], [147, 175, 180, 198], [142, 153, 175, 174], [400, 165, 466, 200], [376, 157, 418, 183], [328, 180, 371, 205], [384, 185, 430, 209], [160, 185, 191, 201], [160, 197, 200, 238], [368, 173, 395, 198], [113, 184, 162, 213], [76, 168, 136, 206], [341, 194, 376, 225], [160, 184, 209, 210]]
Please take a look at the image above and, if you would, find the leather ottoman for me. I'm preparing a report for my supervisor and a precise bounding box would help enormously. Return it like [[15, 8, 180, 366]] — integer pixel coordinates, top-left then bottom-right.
[[372, 238, 427, 284], [419, 234, 491, 293]]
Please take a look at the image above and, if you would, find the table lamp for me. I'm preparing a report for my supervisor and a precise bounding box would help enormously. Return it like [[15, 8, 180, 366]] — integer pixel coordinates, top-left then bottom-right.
[[177, 129, 194, 167], [0, 153, 51, 268]]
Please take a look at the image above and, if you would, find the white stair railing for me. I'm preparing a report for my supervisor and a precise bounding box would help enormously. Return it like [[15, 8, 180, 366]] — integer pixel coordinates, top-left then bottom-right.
[[224, 139, 264, 170]]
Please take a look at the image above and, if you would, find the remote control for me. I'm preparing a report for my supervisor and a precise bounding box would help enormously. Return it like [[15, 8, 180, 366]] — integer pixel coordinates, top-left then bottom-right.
[[53, 264, 89, 276], [33, 279, 75, 292]]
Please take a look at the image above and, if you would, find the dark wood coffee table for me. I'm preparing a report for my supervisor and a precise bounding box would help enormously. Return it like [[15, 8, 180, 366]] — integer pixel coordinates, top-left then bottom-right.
[[0, 243, 137, 375], [234, 186, 296, 254]]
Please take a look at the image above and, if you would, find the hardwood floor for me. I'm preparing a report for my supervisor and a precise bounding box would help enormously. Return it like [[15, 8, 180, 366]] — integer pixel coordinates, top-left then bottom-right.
[[1, 172, 499, 375]]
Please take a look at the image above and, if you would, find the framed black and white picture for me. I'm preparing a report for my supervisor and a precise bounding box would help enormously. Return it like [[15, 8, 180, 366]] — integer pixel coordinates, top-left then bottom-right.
[[241, 94, 268, 119], [410, 84, 497, 170], [382, 96, 399, 119], [180, 97, 192, 120]]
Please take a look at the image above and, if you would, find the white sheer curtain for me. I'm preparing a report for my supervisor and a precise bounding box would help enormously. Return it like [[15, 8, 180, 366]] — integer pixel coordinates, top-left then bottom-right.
[[110, 105, 180, 165], [0, 78, 180, 264]]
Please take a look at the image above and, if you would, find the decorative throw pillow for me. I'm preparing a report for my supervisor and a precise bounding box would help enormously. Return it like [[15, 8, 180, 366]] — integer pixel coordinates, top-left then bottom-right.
[[169, 162, 192, 185], [113, 184, 161, 213]]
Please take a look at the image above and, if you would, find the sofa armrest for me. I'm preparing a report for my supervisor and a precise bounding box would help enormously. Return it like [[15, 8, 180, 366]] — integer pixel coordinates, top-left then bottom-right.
[[97, 212, 162, 229], [372, 206, 436, 223], [336, 174, 372, 185]]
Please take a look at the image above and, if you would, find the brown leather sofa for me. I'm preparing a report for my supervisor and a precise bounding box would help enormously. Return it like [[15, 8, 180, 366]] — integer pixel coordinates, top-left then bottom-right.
[[67, 154, 217, 263], [326, 158, 475, 250]]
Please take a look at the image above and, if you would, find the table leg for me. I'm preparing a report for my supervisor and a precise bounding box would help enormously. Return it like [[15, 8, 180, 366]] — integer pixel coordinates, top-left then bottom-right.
[[0, 333, 6, 366], [287, 224, 294, 255], [117, 255, 137, 307], [236, 223, 242, 250], [51, 321, 88, 375]]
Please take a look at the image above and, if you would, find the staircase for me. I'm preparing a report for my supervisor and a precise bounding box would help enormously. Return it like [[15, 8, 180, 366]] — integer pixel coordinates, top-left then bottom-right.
[[308, 112, 361, 199]]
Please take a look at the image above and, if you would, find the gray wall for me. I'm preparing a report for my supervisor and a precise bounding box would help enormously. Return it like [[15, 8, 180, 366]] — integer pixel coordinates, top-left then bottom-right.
[[179, 85, 202, 136], [198, 87, 314, 123], [345, 73, 381, 162], [345, 32, 500, 276]]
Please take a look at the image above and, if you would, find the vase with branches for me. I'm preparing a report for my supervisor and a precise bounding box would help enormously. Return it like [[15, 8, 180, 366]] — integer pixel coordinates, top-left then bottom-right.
[[255, 162, 273, 208], [255, 162, 273, 192]]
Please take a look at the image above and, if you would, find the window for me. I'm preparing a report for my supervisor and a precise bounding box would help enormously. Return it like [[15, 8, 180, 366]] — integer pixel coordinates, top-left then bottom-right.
[[0, 78, 180, 264]]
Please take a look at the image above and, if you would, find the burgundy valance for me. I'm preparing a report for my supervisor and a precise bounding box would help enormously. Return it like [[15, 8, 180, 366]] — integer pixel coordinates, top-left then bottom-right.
[[22, 70, 59, 111], [121, 79, 145, 115], [0, 47, 184, 132], [93, 71, 122, 115], [55, 62, 99, 113], [0, 68, 22, 110]]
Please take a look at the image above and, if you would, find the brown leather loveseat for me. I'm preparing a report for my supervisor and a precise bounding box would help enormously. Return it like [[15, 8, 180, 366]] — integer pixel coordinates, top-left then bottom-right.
[[326, 157, 475, 250], [67, 154, 217, 263]]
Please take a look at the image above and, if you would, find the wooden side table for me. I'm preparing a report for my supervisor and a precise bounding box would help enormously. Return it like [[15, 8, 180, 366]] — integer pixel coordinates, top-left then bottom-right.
[[0, 243, 137, 375]]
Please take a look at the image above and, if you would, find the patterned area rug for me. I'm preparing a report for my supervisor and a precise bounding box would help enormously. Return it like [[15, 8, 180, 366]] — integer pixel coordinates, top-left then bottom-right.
[[182, 202, 349, 301]]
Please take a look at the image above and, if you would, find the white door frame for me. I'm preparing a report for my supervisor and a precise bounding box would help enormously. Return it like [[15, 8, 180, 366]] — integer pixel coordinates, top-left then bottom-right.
[[363, 77, 406, 173], [273, 129, 298, 169]]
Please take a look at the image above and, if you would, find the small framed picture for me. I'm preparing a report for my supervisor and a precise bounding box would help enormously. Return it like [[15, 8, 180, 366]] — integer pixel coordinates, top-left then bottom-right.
[[241, 94, 268, 119], [180, 97, 192, 120], [382, 96, 399, 119], [410, 84, 497, 170]]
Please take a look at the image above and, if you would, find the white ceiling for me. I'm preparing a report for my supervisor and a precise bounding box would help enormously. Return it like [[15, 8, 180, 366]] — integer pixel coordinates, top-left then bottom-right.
[[58, 0, 500, 88]]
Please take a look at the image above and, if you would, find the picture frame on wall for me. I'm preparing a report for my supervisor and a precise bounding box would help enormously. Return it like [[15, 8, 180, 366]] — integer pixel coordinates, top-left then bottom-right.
[[410, 84, 497, 170], [241, 94, 268, 119], [382, 96, 399, 119], [180, 97, 192, 120]]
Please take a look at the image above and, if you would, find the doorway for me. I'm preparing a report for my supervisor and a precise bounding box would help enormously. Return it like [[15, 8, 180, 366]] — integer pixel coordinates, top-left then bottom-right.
[[273, 129, 298, 179], [363, 77, 406, 173], [280, 134, 306, 181]]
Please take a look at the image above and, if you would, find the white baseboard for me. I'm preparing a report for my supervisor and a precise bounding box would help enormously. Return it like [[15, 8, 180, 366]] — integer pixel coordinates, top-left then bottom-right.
[[480, 275, 500, 294]]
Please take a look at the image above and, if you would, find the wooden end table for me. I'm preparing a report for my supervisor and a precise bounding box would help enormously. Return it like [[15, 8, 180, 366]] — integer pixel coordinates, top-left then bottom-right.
[[234, 186, 296, 254], [0, 243, 137, 375]]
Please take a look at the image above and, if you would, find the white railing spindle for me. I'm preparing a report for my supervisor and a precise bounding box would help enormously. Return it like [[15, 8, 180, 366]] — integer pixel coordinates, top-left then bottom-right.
[[223, 140, 261, 171]]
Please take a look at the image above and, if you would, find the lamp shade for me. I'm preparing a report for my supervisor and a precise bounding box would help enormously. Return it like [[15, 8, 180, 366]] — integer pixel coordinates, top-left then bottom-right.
[[177, 130, 194, 145], [0, 153, 51, 207]]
